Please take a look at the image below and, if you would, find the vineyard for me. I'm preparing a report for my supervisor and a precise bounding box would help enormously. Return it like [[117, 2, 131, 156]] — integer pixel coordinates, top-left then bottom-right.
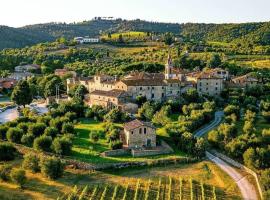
[[59, 177, 222, 200]]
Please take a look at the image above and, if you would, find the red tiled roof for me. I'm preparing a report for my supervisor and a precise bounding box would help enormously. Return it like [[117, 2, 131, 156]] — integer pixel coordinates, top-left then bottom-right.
[[123, 119, 155, 131]]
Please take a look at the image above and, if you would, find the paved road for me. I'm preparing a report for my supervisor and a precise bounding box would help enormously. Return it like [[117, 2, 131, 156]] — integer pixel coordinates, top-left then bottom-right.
[[0, 107, 18, 123], [194, 111, 224, 137], [195, 111, 258, 200], [0, 103, 48, 124]]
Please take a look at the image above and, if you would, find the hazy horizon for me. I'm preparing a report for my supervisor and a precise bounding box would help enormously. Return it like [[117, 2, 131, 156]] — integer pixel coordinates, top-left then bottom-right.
[[1, 0, 270, 27]]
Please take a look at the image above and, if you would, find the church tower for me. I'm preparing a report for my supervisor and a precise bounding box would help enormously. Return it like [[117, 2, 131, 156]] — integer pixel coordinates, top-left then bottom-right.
[[165, 53, 173, 79]]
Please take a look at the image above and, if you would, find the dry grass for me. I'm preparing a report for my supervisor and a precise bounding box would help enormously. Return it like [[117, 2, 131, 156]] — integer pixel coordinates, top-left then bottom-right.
[[0, 160, 241, 200]]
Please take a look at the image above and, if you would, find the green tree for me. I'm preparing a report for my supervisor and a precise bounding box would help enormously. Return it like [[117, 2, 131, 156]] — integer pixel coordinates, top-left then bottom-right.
[[33, 135, 52, 152], [40, 156, 64, 180], [7, 128, 23, 143], [207, 54, 221, 68], [164, 32, 174, 45], [11, 80, 32, 107]]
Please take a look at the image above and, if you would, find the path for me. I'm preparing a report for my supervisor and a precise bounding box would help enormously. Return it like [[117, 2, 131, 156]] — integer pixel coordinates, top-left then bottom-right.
[[195, 111, 258, 200]]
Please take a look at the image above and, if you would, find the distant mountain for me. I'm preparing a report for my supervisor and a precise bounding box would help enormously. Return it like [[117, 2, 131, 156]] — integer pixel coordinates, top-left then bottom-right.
[[0, 19, 270, 50]]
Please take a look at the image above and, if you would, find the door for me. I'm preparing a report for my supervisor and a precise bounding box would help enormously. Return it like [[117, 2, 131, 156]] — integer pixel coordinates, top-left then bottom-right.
[[147, 139, 151, 147]]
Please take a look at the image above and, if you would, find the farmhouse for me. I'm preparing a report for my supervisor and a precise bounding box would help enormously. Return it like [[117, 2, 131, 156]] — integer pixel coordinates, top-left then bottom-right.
[[186, 69, 226, 96], [122, 119, 156, 148], [74, 37, 100, 44], [231, 73, 259, 88]]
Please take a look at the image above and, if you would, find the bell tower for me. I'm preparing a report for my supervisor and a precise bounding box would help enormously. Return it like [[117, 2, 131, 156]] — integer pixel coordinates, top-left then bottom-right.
[[165, 53, 173, 79]]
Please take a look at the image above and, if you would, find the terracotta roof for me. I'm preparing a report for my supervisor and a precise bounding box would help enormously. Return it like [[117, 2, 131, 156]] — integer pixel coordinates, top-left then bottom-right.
[[187, 71, 222, 79], [232, 73, 258, 82], [123, 119, 155, 131], [90, 89, 126, 98], [120, 79, 167, 86], [124, 72, 164, 80]]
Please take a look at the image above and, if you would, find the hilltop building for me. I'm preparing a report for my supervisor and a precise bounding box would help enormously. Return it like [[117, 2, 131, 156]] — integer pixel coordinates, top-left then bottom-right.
[[74, 37, 100, 44]]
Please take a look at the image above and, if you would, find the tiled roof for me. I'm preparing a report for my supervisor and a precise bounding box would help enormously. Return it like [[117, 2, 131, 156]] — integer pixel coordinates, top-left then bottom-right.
[[120, 79, 167, 86], [232, 73, 258, 82], [90, 89, 126, 98], [123, 119, 155, 131]]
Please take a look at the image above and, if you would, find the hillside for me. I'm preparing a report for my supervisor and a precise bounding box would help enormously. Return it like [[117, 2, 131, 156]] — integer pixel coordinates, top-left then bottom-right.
[[0, 26, 54, 49], [181, 22, 270, 45], [0, 19, 270, 50]]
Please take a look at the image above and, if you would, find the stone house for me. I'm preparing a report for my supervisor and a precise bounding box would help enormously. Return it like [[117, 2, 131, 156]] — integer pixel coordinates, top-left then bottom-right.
[[231, 73, 259, 88], [186, 71, 224, 96], [87, 89, 138, 113], [123, 119, 156, 148]]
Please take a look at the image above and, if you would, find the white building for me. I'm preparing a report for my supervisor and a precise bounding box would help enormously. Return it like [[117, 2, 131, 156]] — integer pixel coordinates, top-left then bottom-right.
[[74, 37, 99, 44]]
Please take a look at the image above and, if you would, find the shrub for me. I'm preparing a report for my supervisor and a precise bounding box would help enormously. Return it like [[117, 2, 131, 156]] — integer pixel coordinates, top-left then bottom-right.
[[21, 134, 34, 147], [89, 131, 99, 142], [0, 164, 12, 181], [27, 123, 46, 137], [44, 127, 58, 138], [109, 140, 123, 150], [22, 153, 40, 173], [17, 122, 29, 133], [224, 105, 240, 118], [0, 125, 8, 140], [61, 123, 74, 134], [10, 169, 26, 188], [0, 142, 16, 161], [52, 136, 72, 155], [40, 156, 64, 180], [33, 135, 52, 152], [6, 128, 23, 143], [49, 117, 63, 132], [6, 121, 18, 128], [64, 112, 77, 122]]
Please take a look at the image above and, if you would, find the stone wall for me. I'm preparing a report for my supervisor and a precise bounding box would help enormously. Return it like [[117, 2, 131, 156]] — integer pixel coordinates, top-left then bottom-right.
[[101, 149, 130, 157], [131, 140, 174, 157]]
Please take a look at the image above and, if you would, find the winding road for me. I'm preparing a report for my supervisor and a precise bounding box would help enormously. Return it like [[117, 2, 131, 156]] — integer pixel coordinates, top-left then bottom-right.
[[195, 111, 258, 200]]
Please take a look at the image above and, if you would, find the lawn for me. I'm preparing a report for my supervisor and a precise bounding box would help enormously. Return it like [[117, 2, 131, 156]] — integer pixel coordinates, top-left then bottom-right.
[[70, 119, 187, 165], [0, 160, 241, 200]]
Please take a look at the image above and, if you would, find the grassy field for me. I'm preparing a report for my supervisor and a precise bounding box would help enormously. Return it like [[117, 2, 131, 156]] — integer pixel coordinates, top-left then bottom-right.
[[70, 119, 187, 165], [101, 31, 148, 40], [0, 160, 241, 200]]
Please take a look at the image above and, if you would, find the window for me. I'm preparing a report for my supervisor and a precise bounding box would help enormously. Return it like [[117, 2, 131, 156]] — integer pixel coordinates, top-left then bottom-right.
[[131, 131, 133, 134], [199, 82, 202, 86], [140, 87, 142, 90], [144, 128, 147, 134], [162, 93, 165, 98], [148, 87, 150, 90], [206, 88, 208, 91], [139, 128, 142, 134], [151, 93, 155, 98], [216, 82, 218, 85], [215, 87, 218, 90], [152, 87, 154, 90], [206, 83, 209, 85]]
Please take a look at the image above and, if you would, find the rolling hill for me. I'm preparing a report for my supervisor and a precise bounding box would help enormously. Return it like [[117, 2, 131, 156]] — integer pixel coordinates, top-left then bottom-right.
[[0, 18, 270, 50]]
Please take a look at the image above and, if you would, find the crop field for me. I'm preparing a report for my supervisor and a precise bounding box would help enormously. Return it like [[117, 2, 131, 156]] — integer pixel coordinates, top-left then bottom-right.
[[61, 176, 226, 200]]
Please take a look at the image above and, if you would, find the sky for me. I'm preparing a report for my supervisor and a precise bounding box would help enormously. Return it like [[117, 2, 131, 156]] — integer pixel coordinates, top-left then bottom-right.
[[1, 0, 270, 27]]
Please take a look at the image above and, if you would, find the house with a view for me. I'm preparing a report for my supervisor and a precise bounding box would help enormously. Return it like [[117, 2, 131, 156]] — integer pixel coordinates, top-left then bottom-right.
[[122, 119, 156, 148]]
